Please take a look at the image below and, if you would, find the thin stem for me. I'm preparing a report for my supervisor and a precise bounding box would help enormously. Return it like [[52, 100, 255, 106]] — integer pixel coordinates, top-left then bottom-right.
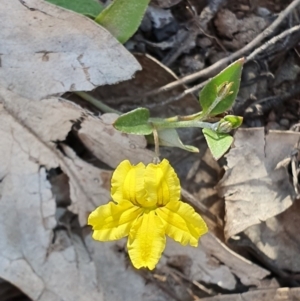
[[75, 91, 120, 114], [152, 127, 160, 159], [164, 111, 203, 122], [153, 119, 218, 131]]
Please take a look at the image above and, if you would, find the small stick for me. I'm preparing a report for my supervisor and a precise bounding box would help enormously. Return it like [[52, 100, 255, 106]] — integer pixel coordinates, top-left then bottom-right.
[[247, 24, 300, 61], [74, 91, 120, 114], [152, 127, 161, 162], [146, 80, 208, 109]]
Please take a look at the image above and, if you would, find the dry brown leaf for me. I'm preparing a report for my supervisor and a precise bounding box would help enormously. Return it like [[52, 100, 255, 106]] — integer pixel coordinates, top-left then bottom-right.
[[0, 0, 140, 100], [0, 98, 103, 301], [243, 199, 300, 272], [218, 128, 300, 239], [59, 144, 112, 225], [200, 287, 300, 301], [201, 234, 269, 287]]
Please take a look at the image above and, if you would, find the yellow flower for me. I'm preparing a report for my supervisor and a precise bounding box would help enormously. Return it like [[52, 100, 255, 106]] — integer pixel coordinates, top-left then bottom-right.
[[88, 159, 208, 270]]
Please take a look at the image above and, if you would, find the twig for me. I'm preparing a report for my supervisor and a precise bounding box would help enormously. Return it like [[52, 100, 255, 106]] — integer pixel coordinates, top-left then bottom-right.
[[128, 0, 300, 101], [247, 24, 300, 61], [74, 91, 120, 114], [146, 80, 208, 109]]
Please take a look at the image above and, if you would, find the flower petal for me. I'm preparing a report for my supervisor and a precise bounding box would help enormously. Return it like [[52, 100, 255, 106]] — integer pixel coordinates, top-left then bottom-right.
[[144, 159, 180, 206], [111, 160, 146, 205], [88, 200, 143, 241], [127, 211, 166, 270], [156, 200, 208, 247]]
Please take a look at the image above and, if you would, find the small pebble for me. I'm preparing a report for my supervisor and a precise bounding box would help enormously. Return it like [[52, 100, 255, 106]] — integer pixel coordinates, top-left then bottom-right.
[[279, 118, 290, 128], [240, 4, 250, 11], [197, 37, 212, 48], [256, 7, 271, 17], [146, 6, 173, 29], [180, 54, 205, 74]]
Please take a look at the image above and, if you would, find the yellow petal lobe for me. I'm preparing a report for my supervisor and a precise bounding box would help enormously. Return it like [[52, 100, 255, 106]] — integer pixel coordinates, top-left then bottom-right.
[[88, 200, 143, 241], [156, 200, 208, 247], [127, 211, 166, 270], [144, 159, 180, 206], [111, 160, 146, 205]]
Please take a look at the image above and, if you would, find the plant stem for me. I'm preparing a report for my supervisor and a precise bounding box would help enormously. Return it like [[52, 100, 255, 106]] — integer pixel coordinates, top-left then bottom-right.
[[75, 91, 120, 114], [152, 127, 160, 160], [164, 111, 203, 122], [152, 119, 218, 131]]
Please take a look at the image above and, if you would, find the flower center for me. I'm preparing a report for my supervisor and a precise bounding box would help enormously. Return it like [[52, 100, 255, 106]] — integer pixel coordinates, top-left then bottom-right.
[[142, 205, 157, 213]]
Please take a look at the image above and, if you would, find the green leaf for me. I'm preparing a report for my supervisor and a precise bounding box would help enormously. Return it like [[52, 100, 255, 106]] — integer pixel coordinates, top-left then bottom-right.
[[156, 129, 199, 153], [45, 0, 104, 18], [199, 58, 244, 116], [95, 0, 150, 44], [203, 128, 233, 160], [113, 108, 153, 135]]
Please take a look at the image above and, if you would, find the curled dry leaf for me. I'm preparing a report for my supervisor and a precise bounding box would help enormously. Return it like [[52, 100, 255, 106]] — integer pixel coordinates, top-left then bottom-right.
[[243, 198, 300, 272], [58, 144, 112, 225], [0, 89, 104, 301], [218, 128, 300, 240], [0, 0, 141, 101], [200, 234, 269, 287]]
